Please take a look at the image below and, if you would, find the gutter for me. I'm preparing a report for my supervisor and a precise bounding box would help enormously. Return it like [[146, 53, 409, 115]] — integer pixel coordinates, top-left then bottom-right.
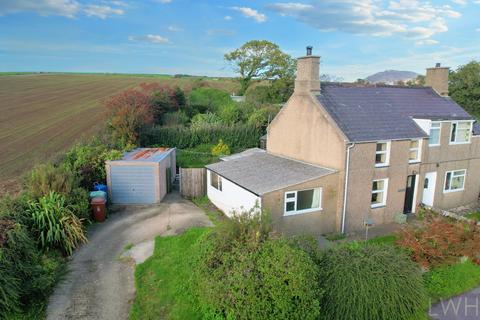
[[341, 142, 355, 234]]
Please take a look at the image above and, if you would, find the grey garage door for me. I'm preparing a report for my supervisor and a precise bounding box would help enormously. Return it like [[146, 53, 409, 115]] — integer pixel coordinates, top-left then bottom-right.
[[110, 166, 156, 204]]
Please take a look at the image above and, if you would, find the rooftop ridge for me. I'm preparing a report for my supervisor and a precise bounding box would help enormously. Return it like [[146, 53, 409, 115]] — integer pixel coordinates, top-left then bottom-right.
[[320, 82, 427, 89]]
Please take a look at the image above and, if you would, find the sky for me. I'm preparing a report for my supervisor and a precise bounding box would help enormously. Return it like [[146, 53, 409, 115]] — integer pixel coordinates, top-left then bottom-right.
[[0, 0, 479, 81]]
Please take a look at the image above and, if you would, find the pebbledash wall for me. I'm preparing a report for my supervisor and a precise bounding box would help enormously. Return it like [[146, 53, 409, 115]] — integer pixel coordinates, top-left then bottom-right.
[[206, 169, 261, 217]]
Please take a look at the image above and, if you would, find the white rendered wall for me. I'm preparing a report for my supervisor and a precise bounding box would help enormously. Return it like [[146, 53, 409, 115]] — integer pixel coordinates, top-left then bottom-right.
[[206, 169, 261, 217]]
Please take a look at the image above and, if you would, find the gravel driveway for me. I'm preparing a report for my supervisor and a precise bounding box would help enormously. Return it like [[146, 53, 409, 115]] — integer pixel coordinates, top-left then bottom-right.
[[46, 192, 212, 320]]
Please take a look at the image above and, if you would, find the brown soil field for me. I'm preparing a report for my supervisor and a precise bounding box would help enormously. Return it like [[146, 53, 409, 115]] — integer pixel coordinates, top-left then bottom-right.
[[0, 73, 238, 195]]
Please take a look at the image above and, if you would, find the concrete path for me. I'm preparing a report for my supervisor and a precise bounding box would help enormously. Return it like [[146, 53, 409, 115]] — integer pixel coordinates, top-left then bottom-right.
[[429, 287, 480, 320], [46, 192, 213, 320]]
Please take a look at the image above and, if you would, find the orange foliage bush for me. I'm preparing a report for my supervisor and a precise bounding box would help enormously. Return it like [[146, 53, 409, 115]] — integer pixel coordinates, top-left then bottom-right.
[[397, 217, 480, 268]]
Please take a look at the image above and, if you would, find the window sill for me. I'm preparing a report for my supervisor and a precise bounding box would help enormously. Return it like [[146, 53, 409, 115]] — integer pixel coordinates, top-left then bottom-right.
[[428, 144, 440, 147], [443, 188, 464, 194], [371, 204, 386, 209], [449, 141, 471, 145], [375, 164, 389, 168], [409, 160, 421, 164], [284, 208, 322, 217]]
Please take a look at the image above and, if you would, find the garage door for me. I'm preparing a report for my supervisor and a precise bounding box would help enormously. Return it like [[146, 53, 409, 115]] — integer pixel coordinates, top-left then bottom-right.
[[110, 166, 156, 204]]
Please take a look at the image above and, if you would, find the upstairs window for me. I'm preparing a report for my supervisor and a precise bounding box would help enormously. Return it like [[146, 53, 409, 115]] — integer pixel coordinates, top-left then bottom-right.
[[450, 121, 471, 144], [444, 169, 466, 193], [284, 188, 322, 216], [409, 139, 421, 163], [375, 142, 390, 167], [210, 171, 222, 191], [371, 179, 388, 208], [429, 122, 441, 146]]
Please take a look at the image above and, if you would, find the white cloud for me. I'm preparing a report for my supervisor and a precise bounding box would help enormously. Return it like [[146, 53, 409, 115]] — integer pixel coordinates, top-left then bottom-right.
[[268, 0, 460, 41], [416, 39, 439, 46], [156, 0, 172, 3], [167, 25, 182, 32], [231, 6, 266, 23], [0, 0, 124, 18], [451, 0, 467, 5], [128, 34, 169, 44], [83, 5, 123, 19], [224, 15, 232, 20]]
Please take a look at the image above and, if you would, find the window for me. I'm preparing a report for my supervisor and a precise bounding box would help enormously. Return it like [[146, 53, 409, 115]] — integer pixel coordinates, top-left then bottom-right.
[[409, 139, 421, 163], [444, 169, 466, 193], [371, 179, 388, 208], [429, 122, 441, 146], [375, 142, 390, 167], [284, 188, 322, 216], [210, 171, 222, 191], [450, 121, 472, 144]]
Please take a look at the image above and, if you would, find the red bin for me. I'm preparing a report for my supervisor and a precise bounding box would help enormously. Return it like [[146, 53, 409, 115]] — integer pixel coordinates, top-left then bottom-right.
[[91, 197, 107, 222]]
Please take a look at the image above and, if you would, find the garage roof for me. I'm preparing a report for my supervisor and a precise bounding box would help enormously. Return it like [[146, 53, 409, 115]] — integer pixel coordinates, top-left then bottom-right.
[[111, 148, 174, 163], [206, 150, 335, 195]]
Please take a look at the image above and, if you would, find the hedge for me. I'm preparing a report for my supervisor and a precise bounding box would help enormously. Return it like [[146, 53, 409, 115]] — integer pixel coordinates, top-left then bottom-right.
[[139, 124, 261, 150]]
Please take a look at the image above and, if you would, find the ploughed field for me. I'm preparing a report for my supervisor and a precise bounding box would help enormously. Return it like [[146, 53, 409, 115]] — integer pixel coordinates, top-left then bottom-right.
[[0, 73, 237, 194]]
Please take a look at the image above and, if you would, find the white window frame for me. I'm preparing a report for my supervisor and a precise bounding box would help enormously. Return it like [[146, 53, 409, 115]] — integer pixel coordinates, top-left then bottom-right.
[[449, 121, 472, 145], [210, 171, 222, 191], [371, 178, 388, 208], [429, 122, 441, 147], [443, 169, 466, 193], [375, 141, 391, 167], [408, 139, 422, 163], [284, 188, 322, 216]]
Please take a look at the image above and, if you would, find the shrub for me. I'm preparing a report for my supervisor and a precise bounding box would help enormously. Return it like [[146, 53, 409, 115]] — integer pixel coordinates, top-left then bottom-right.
[[24, 163, 79, 199], [67, 188, 91, 222], [396, 217, 480, 268], [162, 111, 189, 127], [27, 192, 87, 256], [218, 103, 240, 124], [192, 210, 321, 320], [211, 139, 230, 156], [317, 245, 428, 320], [190, 112, 223, 129], [188, 87, 233, 114], [140, 123, 261, 150], [247, 105, 280, 128]]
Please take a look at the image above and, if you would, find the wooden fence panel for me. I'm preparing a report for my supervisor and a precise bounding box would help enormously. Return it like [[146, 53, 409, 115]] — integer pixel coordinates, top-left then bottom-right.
[[180, 168, 206, 199]]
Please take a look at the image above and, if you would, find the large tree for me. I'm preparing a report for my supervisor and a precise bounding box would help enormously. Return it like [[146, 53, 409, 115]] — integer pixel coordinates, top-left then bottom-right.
[[449, 61, 480, 117], [224, 40, 295, 95]]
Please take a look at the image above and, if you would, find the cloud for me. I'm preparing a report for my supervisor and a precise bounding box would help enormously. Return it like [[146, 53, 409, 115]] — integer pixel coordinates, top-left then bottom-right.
[[156, 0, 172, 3], [416, 39, 439, 46], [224, 15, 232, 20], [0, 0, 124, 18], [451, 0, 467, 5], [231, 6, 266, 23], [167, 25, 182, 32], [83, 5, 124, 19], [128, 34, 169, 44], [268, 0, 460, 41]]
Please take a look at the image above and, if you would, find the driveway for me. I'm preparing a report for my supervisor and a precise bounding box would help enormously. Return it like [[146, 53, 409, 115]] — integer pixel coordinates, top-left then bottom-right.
[[429, 287, 480, 319], [46, 192, 213, 320]]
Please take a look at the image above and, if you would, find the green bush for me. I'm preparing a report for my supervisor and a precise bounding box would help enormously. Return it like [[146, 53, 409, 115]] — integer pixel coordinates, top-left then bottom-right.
[[211, 140, 230, 156], [24, 163, 79, 199], [317, 245, 428, 320], [67, 188, 91, 222], [192, 210, 321, 320], [27, 192, 87, 256], [188, 87, 233, 114], [140, 123, 261, 150], [162, 111, 189, 127], [190, 112, 222, 129], [217, 103, 241, 124]]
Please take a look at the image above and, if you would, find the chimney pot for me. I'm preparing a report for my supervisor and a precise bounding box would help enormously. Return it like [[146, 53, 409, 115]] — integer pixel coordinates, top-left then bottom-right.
[[435, 62, 441, 68], [426, 63, 449, 96], [306, 46, 313, 56]]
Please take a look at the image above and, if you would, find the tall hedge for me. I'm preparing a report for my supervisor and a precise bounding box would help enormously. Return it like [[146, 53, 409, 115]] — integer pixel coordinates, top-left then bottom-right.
[[139, 124, 261, 150]]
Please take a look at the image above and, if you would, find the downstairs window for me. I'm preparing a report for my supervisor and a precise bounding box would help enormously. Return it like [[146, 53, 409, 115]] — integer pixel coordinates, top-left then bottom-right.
[[284, 188, 322, 216]]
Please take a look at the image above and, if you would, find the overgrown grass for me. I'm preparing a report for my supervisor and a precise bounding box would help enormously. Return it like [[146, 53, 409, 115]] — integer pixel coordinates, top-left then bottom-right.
[[423, 260, 480, 303], [129, 228, 209, 320], [176, 149, 219, 168], [465, 211, 480, 221], [192, 196, 225, 225], [367, 234, 398, 246], [323, 232, 346, 241]]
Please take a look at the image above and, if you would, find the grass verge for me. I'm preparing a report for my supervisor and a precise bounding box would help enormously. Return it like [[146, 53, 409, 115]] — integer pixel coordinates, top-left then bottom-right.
[[192, 196, 225, 225], [129, 227, 209, 320]]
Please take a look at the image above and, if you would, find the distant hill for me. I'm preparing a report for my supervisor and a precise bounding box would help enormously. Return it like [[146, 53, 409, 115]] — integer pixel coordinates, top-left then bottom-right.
[[365, 70, 419, 84]]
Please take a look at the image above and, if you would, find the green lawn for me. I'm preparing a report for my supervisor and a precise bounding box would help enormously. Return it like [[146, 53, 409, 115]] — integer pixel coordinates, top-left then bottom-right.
[[129, 228, 209, 320]]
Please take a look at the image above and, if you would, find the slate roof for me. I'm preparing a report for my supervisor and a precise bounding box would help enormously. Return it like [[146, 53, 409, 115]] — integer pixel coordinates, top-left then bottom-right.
[[206, 150, 335, 195], [317, 83, 475, 142]]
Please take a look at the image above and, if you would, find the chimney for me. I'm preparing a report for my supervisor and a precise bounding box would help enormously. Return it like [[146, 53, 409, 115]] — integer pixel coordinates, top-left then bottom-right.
[[426, 63, 449, 96], [295, 46, 320, 94]]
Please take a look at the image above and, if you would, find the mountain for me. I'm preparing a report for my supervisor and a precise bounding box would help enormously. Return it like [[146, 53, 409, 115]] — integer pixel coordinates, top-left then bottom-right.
[[365, 70, 419, 84]]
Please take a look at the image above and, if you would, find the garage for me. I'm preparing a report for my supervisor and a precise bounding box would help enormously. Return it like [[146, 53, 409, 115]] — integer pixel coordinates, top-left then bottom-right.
[[106, 148, 176, 204]]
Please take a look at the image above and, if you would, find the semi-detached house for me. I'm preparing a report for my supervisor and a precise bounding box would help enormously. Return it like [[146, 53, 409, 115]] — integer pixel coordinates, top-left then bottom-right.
[[206, 47, 480, 235]]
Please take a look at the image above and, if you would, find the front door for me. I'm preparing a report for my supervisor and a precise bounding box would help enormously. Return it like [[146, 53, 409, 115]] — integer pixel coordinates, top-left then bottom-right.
[[403, 175, 416, 214], [422, 172, 437, 207]]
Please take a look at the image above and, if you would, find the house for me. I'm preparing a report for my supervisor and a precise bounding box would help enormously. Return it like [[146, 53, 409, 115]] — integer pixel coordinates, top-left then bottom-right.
[[206, 47, 480, 235], [106, 148, 176, 204]]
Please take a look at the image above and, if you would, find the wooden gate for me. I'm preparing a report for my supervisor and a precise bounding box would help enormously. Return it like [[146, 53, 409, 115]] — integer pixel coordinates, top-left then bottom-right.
[[180, 168, 206, 199]]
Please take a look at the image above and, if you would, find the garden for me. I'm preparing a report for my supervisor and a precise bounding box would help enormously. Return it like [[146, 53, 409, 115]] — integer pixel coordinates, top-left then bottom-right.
[[130, 205, 480, 320]]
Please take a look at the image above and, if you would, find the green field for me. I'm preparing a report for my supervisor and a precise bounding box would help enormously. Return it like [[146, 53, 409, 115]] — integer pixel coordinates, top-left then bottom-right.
[[0, 73, 238, 194]]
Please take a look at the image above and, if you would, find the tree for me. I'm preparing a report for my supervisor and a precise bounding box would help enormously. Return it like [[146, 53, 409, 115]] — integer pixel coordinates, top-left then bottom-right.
[[225, 40, 295, 95], [139, 83, 186, 123], [449, 61, 480, 117]]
